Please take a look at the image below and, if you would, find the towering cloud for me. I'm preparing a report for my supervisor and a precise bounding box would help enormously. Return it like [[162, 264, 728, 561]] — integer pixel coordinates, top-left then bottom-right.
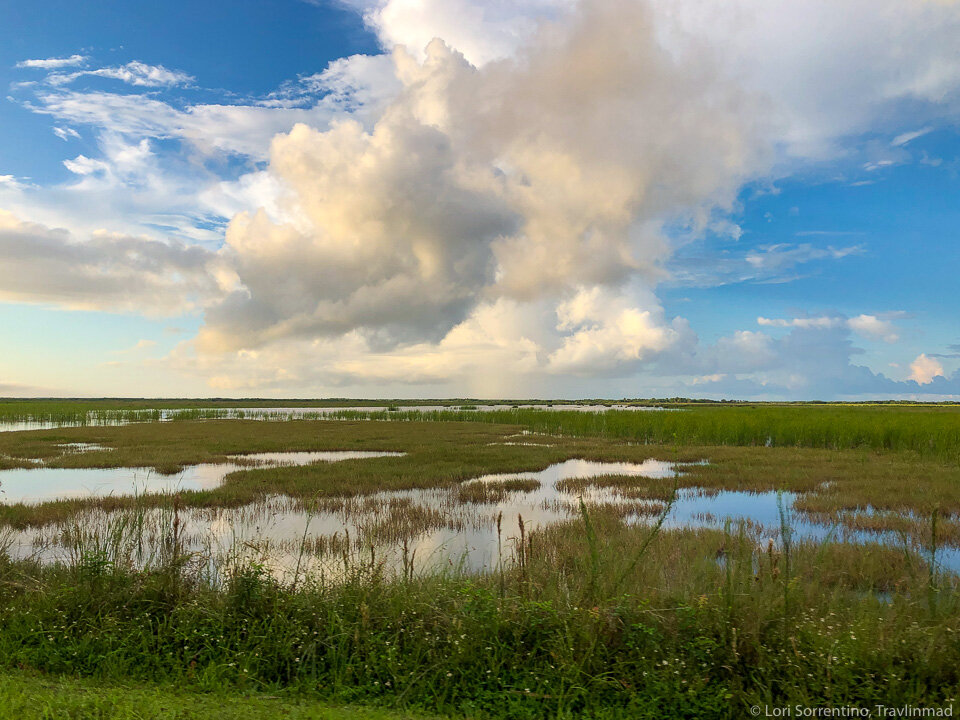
[[196, 0, 766, 378]]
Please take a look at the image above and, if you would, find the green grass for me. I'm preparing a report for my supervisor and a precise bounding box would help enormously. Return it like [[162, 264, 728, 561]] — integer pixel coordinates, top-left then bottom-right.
[[0, 670, 437, 719]]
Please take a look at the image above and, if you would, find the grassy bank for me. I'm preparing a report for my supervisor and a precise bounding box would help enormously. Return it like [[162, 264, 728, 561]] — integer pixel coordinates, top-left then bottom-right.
[[0, 510, 957, 719]]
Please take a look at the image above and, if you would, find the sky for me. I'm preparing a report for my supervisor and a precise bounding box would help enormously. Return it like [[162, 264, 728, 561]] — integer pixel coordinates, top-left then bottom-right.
[[0, 0, 959, 400]]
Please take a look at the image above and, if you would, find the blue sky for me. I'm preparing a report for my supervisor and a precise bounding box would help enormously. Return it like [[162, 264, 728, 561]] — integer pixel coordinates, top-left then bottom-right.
[[1, 0, 959, 399]]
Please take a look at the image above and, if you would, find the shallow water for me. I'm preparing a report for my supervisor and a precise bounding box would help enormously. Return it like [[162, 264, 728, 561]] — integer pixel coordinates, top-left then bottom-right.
[[0, 451, 405, 504], [3, 458, 686, 572], [4, 455, 957, 580]]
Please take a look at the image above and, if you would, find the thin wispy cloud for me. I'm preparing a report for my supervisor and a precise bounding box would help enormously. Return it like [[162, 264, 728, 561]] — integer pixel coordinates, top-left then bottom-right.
[[46, 61, 195, 88], [891, 127, 933, 147], [16, 54, 87, 69], [52, 126, 81, 141]]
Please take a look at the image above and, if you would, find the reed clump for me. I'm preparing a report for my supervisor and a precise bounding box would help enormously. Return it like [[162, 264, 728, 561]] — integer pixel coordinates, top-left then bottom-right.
[[456, 478, 540, 504]]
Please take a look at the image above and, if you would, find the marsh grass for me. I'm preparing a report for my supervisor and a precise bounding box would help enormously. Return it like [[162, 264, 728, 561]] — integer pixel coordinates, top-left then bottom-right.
[[556, 474, 677, 501], [333, 404, 960, 459]]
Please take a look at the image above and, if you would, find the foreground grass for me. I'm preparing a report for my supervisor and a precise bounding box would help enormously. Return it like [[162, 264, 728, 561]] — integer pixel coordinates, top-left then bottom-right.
[[0, 670, 436, 719], [0, 515, 957, 719]]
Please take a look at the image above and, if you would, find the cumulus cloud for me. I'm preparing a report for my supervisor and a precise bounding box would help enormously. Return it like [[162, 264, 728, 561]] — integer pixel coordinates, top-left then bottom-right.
[[172, 298, 545, 394], [198, 116, 517, 351], [196, 0, 767, 369], [352, 0, 960, 157], [172, 0, 960, 393], [847, 314, 900, 343], [358, 0, 574, 66], [909, 354, 945, 385], [648, 0, 960, 160], [547, 287, 687, 375]]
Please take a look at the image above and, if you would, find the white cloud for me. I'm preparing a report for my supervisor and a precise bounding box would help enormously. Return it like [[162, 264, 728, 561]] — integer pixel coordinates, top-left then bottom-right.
[[909, 354, 945, 385], [847, 314, 899, 343], [647, 0, 960, 160], [4, 55, 401, 243], [546, 287, 684, 375], [195, 1, 767, 365], [361, 0, 574, 67], [62, 154, 111, 176], [17, 53, 399, 164], [16, 54, 87, 69], [180, 0, 960, 392], [0, 176, 28, 191], [759, 316, 842, 330], [355, 0, 960, 159]]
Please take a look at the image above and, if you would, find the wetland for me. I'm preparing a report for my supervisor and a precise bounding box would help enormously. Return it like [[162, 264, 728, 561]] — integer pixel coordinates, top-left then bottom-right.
[[0, 401, 959, 718]]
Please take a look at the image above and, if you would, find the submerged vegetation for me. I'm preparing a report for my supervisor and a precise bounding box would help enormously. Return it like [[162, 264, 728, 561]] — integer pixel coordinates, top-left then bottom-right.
[[0, 400, 959, 717]]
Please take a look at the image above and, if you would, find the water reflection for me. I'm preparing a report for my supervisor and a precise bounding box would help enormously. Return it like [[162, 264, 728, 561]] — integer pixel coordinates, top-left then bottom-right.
[[0, 451, 405, 504], [4, 457, 957, 581]]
